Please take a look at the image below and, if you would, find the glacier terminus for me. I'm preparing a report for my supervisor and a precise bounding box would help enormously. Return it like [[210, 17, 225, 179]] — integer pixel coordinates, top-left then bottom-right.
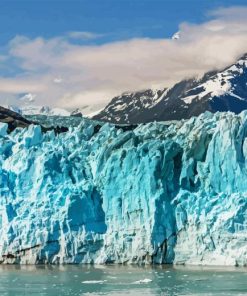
[[0, 111, 247, 266]]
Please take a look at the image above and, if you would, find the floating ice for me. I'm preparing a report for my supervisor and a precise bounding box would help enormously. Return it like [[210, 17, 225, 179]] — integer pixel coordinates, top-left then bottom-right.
[[82, 280, 107, 284], [133, 279, 153, 284]]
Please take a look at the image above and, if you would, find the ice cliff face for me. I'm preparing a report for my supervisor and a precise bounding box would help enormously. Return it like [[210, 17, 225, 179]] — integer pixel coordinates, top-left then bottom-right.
[[0, 111, 247, 265]]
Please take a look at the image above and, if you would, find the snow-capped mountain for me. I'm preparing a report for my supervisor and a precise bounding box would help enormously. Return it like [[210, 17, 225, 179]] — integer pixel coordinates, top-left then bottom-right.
[[22, 105, 70, 116], [172, 31, 180, 40], [93, 88, 168, 123], [70, 104, 105, 118], [3, 105, 70, 117], [93, 53, 247, 124], [70, 108, 83, 117]]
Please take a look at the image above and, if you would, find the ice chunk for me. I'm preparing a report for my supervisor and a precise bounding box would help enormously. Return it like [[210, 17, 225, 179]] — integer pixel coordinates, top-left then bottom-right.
[[0, 123, 8, 137], [133, 279, 153, 284]]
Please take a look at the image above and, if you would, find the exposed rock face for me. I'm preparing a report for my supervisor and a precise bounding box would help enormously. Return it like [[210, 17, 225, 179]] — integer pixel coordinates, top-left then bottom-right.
[[70, 108, 84, 117], [0, 106, 69, 134], [0, 111, 247, 265], [0, 106, 32, 132]]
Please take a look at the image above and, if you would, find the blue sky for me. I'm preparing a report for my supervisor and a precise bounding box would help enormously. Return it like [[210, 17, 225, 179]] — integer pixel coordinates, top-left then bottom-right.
[[1, 0, 247, 45], [1, 1, 247, 110]]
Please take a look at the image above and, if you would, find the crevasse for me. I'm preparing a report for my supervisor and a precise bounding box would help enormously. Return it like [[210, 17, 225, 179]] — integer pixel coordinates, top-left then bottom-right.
[[0, 111, 247, 265]]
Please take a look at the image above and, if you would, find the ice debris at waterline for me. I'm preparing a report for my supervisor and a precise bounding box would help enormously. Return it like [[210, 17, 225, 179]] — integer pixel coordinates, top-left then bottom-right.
[[0, 111, 247, 266]]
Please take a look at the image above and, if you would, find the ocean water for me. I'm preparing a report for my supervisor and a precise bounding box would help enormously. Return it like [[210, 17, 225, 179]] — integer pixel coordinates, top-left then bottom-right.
[[0, 265, 246, 296]]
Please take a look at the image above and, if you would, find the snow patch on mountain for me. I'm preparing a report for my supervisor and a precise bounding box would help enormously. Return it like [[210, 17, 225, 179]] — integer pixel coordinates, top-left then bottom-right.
[[71, 104, 106, 118], [182, 56, 247, 104], [172, 31, 180, 40], [3, 105, 22, 114], [86, 108, 104, 118], [181, 55, 247, 105], [2, 105, 70, 117], [182, 78, 232, 104]]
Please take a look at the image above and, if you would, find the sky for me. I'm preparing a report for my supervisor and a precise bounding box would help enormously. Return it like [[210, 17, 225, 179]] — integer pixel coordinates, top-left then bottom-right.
[[1, 0, 247, 112]]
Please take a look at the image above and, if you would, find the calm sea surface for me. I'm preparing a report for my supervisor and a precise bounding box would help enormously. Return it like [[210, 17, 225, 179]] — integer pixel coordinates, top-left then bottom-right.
[[0, 265, 246, 296]]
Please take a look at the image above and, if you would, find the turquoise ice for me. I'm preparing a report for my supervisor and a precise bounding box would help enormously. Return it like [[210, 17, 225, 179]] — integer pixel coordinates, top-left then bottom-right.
[[0, 111, 247, 265]]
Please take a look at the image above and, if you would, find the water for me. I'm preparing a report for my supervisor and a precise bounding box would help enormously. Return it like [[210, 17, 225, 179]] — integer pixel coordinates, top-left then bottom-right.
[[0, 265, 246, 296]]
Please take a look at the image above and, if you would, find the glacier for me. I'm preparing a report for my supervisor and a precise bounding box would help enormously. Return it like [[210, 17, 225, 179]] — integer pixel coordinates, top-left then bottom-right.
[[0, 111, 247, 265]]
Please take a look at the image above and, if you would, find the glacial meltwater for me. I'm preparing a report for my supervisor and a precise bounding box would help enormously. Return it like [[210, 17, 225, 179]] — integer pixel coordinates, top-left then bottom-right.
[[0, 265, 246, 296]]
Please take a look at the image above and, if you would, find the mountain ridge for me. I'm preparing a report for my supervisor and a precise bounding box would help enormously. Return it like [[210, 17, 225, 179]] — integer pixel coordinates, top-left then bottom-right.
[[4, 105, 70, 117], [93, 53, 247, 124]]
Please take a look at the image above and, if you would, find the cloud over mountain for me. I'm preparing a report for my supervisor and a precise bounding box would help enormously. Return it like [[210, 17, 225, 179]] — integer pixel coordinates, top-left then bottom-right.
[[1, 6, 247, 109]]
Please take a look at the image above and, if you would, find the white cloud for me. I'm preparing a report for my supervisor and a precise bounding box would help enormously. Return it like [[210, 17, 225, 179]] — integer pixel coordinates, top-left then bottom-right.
[[66, 31, 104, 40], [53, 77, 63, 84], [1, 6, 247, 110], [19, 93, 36, 103], [0, 55, 7, 62]]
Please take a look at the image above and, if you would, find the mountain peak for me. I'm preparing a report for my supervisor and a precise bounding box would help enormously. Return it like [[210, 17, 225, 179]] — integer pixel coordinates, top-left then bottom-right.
[[3, 105, 70, 117], [93, 53, 247, 124], [172, 31, 180, 40]]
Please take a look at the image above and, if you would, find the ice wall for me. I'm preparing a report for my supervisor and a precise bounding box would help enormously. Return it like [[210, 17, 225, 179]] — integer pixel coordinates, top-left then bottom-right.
[[0, 112, 247, 265]]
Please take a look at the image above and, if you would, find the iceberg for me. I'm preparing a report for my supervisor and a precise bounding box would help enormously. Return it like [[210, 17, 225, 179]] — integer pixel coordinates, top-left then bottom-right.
[[0, 111, 247, 265]]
